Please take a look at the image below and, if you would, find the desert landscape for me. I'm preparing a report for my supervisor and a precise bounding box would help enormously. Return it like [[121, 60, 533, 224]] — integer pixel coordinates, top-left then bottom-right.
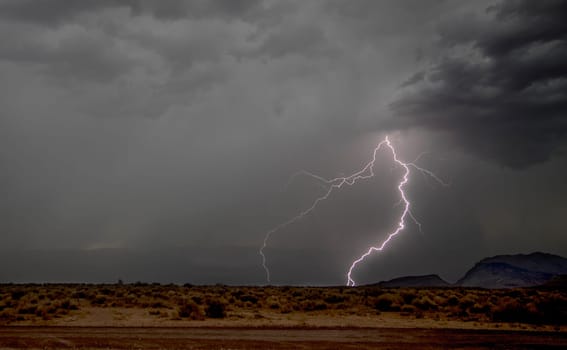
[[0, 282, 565, 349]]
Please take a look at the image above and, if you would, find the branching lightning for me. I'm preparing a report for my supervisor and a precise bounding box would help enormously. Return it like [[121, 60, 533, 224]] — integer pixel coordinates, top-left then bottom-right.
[[259, 136, 447, 285]]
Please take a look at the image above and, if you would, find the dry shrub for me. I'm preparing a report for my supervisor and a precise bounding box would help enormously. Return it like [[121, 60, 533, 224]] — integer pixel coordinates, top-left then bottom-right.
[[401, 304, 417, 313], [491, 297, 538, 323], [324, 294, 346, 304], [446, 294, 459, 306], [34, 305, 51, 320], [72, 291, 87, 299], [177, 301, 204, 320], [291, 290, 303, 298], [17, 305, 37, 315], [433, 295, 446, 306], [100, 288, 113, 296], [91, 295, 107, 306], [313, 302, 327, 311], [150, 300, 166, 308], [470, 302, 490, 314], [0, 308, 17, 322], [374, 293, 403, 311], [364, 288, 383, 297], [279, 303, 293, 314], [1, 283, 563, 325], [60, 299, 78, 310], [205, 300, 226, 318], [459, 294, 476, 309], [533, 294, 567, 325], [297, 300, 326, 312], [401, 291, 417, 304], [412, 296, 438, 311], [266, 296, 280, 310], [239, 294, 258, 304]]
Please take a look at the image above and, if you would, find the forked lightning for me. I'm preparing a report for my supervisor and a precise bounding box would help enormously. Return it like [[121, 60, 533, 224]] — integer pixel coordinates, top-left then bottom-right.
[[259, 136, 447, 285]]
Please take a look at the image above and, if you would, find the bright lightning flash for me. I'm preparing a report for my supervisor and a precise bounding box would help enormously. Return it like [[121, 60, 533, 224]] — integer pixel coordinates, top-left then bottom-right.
[[259, 136, 447, 286]]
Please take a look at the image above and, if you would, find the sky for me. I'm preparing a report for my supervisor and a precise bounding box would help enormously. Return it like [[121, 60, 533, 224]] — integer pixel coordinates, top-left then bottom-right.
[[1, 0, 566, 285]]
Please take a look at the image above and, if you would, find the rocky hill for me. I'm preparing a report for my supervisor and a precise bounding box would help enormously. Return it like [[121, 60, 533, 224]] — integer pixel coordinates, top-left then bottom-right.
[[376, 274, 450, 288], [457, 252, 567, 288], [372, 252, 567, 289]]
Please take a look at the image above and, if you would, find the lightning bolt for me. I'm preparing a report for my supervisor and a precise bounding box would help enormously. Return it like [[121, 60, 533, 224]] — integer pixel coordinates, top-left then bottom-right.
[[259, 135, 447, 285]]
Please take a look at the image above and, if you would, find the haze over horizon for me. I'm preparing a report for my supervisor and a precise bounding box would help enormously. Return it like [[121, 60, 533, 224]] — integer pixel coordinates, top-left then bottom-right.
[[1, 0, 566, 285]]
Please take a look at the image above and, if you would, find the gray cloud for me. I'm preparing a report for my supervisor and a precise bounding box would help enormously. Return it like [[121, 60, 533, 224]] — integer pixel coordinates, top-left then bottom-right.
[[0, 0, 126, 25], [391, 0, 567, 167], [0, 1, 260, 119], [251, 25, 335, 60], [0, 21, 136, 83], [0, 0, 265, 24], [1, 0, 566, 285]]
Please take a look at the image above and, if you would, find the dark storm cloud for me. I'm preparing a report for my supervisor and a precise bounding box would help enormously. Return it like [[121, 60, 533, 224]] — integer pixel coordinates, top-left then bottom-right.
[[0, 0, 123, 24], [1, 0, 566, 285], [0, 22, 135, 82], [392, 0, 567, 167], [0, 0, 264, 24], [0, 1, 267, 119], [136, 0, 265, 20], [0, 0, 296, 120], [251, 25, 335, 60], [0, 0, 263, 79], [325, 0, 465, 43]]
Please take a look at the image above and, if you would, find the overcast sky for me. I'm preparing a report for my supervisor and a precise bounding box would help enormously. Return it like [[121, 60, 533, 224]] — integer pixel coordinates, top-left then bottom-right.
[[1, 0, 566, 285]]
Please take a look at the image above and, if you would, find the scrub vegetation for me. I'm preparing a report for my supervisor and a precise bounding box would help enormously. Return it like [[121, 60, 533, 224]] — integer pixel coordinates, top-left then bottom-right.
[[0, 283, 565, 326]]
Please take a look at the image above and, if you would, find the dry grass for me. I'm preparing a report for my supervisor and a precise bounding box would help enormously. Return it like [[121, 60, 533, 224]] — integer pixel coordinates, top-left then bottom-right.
[[0, 283, 565, 326]]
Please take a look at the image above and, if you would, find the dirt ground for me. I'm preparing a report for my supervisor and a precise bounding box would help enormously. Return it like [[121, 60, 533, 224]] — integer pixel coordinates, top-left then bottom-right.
[[1, 284, 565, 348], [10, 306, 566, 332], [0, 325, 566, 349], [1, 310, 566, 350]]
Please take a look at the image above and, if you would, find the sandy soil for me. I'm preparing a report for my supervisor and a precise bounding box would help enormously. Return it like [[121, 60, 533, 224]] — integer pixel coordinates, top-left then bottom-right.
[[2, 309, 565, 349], [0, 325, 565, 349], [11, 307, 565, 332]]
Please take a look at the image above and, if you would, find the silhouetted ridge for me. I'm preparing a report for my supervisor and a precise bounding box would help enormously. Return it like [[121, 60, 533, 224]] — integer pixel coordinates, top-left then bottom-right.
[[367, 252, 567, 289], [457, 252, 567, 288], [373, 274, 449, 288]]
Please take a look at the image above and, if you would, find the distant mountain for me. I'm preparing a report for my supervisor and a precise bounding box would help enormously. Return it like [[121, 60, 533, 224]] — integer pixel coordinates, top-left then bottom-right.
[[457, 252, 567, 288], [376, 274, 450, 288]]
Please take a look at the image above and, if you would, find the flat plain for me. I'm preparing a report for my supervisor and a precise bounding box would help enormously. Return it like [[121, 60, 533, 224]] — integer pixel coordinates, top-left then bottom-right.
[[0, 284, 565, 349]]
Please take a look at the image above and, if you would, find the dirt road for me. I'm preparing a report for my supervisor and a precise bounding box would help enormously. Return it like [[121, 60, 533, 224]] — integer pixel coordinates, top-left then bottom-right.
[[0, 326, 565, 349]]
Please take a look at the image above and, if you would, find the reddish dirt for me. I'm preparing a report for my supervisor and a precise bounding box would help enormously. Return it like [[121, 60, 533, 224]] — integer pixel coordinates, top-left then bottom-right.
[[0, 326, 565, 349]]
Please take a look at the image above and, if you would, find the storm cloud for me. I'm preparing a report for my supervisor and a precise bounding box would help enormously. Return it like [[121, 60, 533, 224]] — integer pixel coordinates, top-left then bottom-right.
[[0, 0, 566, 285], [0, 0, 265, 23], [392, 0, 567, 167]]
